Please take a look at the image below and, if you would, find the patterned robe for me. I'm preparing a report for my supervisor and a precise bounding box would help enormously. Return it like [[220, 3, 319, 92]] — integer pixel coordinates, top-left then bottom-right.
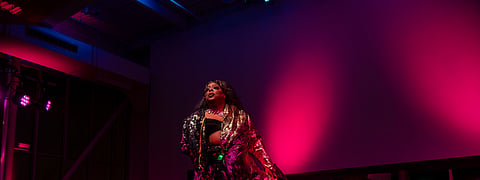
[[181, 104, 287, 179]]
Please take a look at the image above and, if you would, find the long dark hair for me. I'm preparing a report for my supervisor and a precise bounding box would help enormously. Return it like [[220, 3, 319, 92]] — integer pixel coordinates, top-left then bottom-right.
[[195, 80, 244, 111]]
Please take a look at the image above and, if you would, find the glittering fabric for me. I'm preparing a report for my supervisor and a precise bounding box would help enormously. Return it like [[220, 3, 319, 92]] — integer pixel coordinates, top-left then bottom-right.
[[181, 104, 287, 180]]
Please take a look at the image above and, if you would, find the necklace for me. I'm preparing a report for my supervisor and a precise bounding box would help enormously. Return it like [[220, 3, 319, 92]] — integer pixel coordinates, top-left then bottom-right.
[[206, 109, 224, 117]]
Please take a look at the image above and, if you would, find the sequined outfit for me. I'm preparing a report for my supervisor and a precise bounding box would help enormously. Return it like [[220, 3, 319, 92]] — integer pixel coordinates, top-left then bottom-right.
[[181, 104, 287, 179]]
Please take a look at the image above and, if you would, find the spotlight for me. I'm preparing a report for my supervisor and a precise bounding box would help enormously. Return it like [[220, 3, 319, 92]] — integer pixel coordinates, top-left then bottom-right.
[[11, 91, 31, 107], [43, 100, 52, 111], [35, 95, 52, 112], [38, 86, 52, 111], [19, 94, 30, 106], [264, 0, 275, 5], [0, 0, 23, 15]]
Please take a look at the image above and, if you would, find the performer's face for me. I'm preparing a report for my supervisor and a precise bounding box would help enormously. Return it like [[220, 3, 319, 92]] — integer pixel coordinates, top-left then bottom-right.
[[204, 82, 226, 102]]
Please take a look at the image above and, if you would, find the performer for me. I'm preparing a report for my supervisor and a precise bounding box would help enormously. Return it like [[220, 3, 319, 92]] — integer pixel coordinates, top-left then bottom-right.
[[181, 80, 286, 179]]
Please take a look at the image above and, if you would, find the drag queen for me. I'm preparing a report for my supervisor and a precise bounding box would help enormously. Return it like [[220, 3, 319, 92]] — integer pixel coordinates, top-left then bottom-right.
[[181, 80, 286, 179]]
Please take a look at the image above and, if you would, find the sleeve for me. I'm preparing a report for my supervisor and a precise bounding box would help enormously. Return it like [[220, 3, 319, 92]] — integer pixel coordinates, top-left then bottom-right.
[[247, 114, 287, 179], [180, 114, 197, 158]]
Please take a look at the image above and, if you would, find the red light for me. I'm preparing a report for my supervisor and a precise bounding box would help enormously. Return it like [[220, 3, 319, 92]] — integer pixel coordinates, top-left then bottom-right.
[[14, 143, 31, 152], [263, 45, 338, 174], [0, 0, 23, 15], [18, 143, 30, 149], [10, 6, 21, 14], [384, 1, 480, 142]]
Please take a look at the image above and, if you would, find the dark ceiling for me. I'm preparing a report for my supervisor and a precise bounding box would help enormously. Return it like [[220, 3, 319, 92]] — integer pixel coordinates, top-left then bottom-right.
[[1, 0, 267, 66]]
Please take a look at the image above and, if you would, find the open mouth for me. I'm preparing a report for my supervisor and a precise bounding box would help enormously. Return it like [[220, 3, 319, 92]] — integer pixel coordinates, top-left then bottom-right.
[[208, 93, 215, 97]]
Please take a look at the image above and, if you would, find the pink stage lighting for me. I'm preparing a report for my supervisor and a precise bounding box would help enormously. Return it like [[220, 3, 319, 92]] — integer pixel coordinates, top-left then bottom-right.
[[45, 100, 51, 111], [0, 0, 23, 15], [19, 95, 30, 106]]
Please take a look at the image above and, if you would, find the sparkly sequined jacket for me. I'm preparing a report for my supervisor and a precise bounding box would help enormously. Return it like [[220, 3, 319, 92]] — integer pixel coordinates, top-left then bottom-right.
[[181, 104, 286, 180]]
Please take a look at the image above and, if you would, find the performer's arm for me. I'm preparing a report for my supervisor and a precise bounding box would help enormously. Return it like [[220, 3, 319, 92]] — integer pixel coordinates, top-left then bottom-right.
[[246, 114, 278, 179]]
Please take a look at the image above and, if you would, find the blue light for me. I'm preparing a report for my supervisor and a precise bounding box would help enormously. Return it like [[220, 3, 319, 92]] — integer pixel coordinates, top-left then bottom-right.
[[136, 0, 194, 22], [137, 0, 165, 13], [265, 0, 270, 2], [170, 0, 199, 19]]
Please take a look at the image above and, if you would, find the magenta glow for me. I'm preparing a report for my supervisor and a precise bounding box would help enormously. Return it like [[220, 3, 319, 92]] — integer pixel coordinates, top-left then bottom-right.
[[20, 95, 30, 106]]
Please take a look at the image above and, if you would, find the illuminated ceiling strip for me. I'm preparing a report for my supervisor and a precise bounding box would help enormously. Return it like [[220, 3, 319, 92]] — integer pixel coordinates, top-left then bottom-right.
[[137, 0, 187, 27], [169, 0, 199, 20]]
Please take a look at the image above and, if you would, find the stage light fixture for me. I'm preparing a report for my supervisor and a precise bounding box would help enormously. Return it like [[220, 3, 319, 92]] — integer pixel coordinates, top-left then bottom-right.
[[46, 100, 51, 111], [19, 94, 30, 106], [11, 87, 31, 107], [0, 0, 23, 15], [39, 99, 52, 111]]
